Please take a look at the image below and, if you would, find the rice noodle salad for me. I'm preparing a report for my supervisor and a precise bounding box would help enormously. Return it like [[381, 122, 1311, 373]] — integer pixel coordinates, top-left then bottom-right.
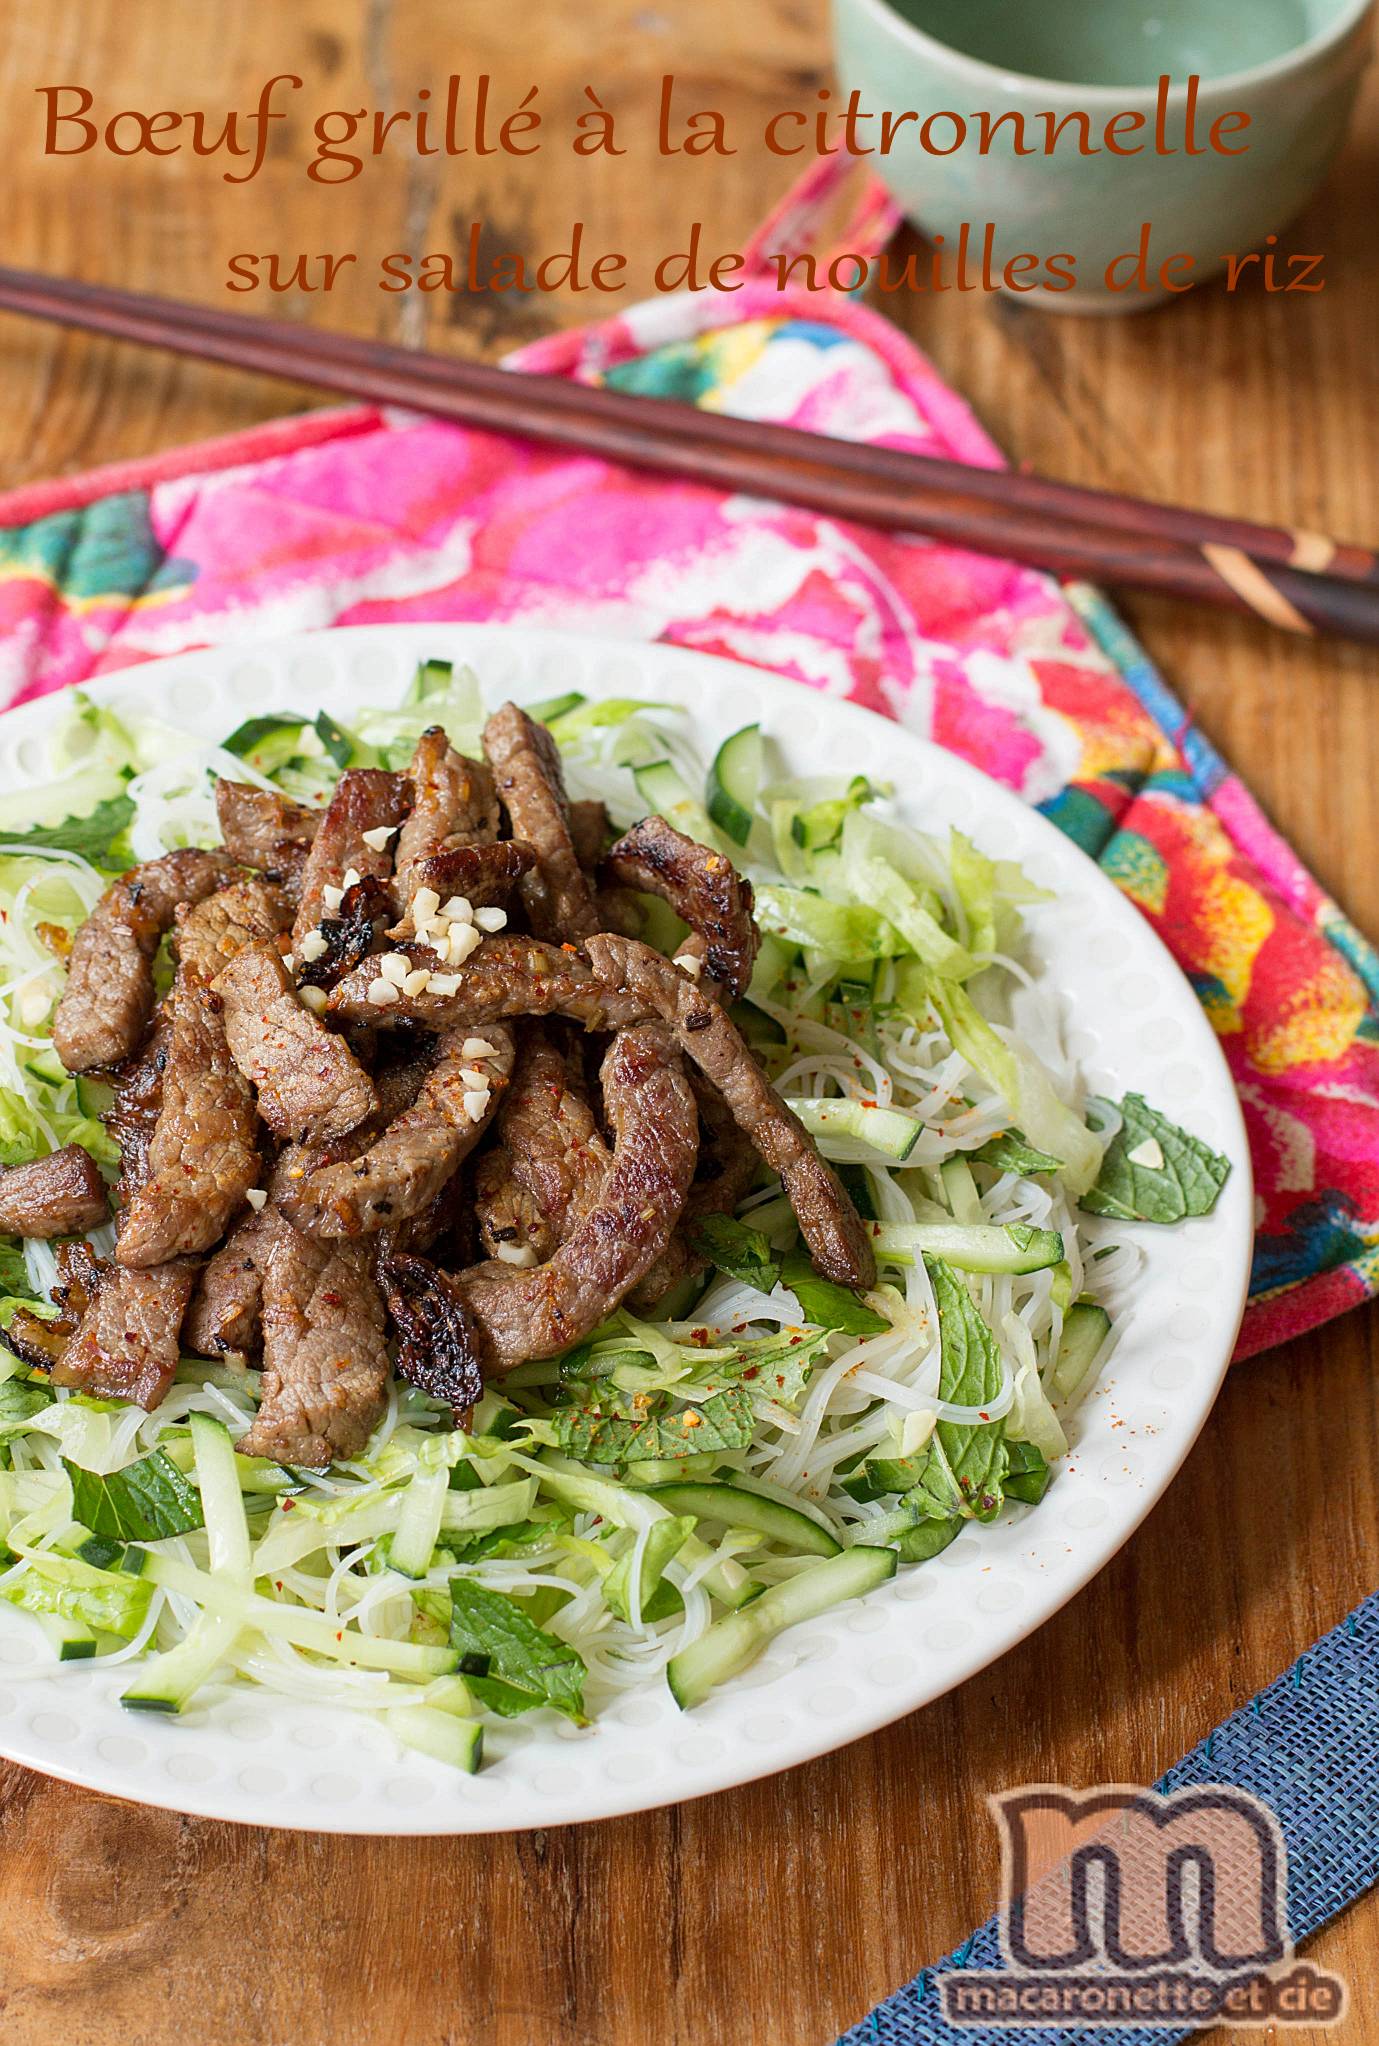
[[0, 664, 1230, 1773]]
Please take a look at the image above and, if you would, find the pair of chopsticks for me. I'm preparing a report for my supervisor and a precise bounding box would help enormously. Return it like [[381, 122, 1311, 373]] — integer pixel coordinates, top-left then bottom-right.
[[0, 264, 1375, 646]]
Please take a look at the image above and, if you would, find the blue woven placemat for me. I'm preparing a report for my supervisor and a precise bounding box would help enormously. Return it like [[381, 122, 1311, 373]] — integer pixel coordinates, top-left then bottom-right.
[[836, 1592, 1379, 2046]]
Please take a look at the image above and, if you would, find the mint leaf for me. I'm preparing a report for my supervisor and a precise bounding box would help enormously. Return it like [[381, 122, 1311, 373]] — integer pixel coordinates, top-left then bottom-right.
[[691, 1213, 781, 1293], [63, 1449, 205, 1541], [910, 1258, 1009, 1521], [710, 1328, 829, 1411], [551, 1387, 756, 1467], [971, 1131, 1062, 1176], [1, 794, 135, 870], [1081, 1094, 1231, 1224], [779, 1250, 887, 1334], [448, 1579, 587, 1722], [895, 1517, 962, 1562]]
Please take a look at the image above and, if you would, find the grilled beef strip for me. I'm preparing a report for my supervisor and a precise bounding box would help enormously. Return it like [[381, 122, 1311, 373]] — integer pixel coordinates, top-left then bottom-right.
[[628, 1078, 759, 1309], [115, 975, 260, 1269], [214, 779, 321, 889], [585, 937, 875, 1291], [388, 841, 537, 939], [53, 848, 241, 1073], [174, 877, 291, 983], [279, 1025, 515, 1238], [52, 1260, 198, 1409], [328, 935, 634, 1033], [471, 1150, 549, 1264], [236, 1222, 391, 1467], [3, 1315, 65, 1371], [182, 1203, 276, 1360], [52, 1239, 105, 1321], [35, 1000, 191, 1405], [448, 1023, 699, 1371], [380, 1252, 486, 1417], [183, 1048, 435, 1359], [328, 934, 874, 1290], [473, 1024, 610, 1264], [292, 768, 413, 949], [116, 881, 290, 1272], [379, 1149, 470, 1262], [216, 940, 378, 1143], [100, 1006, 171, 1213], [0, 1147, 108, 1239], [481, 703, 599, 942], [569, 799, 612, 874], [394, 728, 499, 879], [602, 815, 760, 999], [5, 1240, 106, 1372]]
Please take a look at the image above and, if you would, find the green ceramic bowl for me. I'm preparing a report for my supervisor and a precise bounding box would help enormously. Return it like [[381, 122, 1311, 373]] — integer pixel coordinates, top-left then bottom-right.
[[831, 0, 1373, 310]]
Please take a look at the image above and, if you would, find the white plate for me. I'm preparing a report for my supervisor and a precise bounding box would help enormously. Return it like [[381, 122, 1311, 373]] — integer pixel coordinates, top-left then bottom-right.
[[0, 625, 1252, 1834]]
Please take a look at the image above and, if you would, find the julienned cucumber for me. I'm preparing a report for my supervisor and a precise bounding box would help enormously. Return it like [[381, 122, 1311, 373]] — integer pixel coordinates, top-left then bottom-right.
[[387, 1703, 484, 1773], [667, 1545, 897, 1709], [789, 1097, 924, 1162], [111, 1415, 253, 1714], [528, 1460, 758, 1610], [189, 1413, 251, 1583], [705, 724, 761, 846], [644, 1480, 841, 1558], [632, 759, 726, 851], [871, 1221, 1065, 1275], [122, 1610, 243, 1714], [525, 690, 586, 725], [1052, 1300, 1112, 1404], [23, 1049, 67, 1087], [389, 1466, 450, 1579], [470, 1389, 522, 1439], [135, 1551, 459, 1678], [32, 1610, 98, 1660]]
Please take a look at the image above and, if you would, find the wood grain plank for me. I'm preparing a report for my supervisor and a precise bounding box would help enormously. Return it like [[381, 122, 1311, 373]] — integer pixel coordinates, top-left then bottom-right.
[[0, 8, 1375, 2045]]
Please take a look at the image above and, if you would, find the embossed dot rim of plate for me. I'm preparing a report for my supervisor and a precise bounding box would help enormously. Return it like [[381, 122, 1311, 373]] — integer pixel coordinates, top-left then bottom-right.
[[0, 624, 1252, 1835]]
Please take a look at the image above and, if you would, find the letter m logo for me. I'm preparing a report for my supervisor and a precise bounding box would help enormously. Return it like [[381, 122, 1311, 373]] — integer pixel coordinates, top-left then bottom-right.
[[991, 1784, 1290, 1977]]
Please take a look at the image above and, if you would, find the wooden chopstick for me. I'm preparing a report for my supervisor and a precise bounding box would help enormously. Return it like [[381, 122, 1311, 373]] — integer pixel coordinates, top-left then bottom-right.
[[0, 264, 1375, 646]]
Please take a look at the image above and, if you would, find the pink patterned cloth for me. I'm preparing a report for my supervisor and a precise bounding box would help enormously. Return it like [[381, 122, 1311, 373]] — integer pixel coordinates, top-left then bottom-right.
[[1, 168, 1374, 1359]]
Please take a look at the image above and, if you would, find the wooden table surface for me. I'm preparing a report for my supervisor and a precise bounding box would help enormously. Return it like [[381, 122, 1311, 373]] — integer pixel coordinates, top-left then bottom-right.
[[0, 6, 1375, 2043]]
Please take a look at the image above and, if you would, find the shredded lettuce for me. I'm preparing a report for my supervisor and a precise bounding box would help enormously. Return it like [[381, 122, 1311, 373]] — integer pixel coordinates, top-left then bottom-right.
[[948, 827, 1052, 958], [0, 1547, 152, 1642], [925, 977, 1104, 1196]]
